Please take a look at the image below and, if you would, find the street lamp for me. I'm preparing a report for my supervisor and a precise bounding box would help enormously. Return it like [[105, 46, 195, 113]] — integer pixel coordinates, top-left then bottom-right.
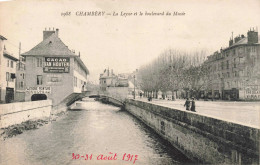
[[134, 75, 135, 99]]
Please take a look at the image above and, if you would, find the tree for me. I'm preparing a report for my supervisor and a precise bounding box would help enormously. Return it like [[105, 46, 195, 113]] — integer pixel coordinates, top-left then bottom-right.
[[137, 48, 208, 99]]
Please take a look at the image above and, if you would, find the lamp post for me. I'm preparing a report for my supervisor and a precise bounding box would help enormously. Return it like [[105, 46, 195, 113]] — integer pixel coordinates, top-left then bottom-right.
[[134, 75, 135, 99]]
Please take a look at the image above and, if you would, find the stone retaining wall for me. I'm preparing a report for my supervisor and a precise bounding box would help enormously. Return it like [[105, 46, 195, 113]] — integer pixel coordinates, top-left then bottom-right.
[[0, 100, 52, 128], [125, 99, 260, 164]]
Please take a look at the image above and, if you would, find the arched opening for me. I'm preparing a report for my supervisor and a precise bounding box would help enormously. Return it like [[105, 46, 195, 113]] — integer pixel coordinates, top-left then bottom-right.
[[31, 94, 47, 101]]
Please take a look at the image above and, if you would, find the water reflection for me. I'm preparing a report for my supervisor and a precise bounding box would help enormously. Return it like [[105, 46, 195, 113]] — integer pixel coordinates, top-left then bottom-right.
[[0, 101, 191, 165]]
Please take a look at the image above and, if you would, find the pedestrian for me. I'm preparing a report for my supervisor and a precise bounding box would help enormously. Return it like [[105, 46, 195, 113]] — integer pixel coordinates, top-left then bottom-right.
[[184, 98, 190, 111], [191, 97, 196, 112]]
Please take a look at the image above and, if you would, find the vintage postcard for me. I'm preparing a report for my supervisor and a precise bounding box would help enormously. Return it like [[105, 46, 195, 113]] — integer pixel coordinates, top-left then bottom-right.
[[0, 0, 259, 164]]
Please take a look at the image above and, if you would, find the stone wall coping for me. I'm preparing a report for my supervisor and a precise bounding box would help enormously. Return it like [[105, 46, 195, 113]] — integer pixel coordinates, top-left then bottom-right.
[[0, 100, 52, 116]]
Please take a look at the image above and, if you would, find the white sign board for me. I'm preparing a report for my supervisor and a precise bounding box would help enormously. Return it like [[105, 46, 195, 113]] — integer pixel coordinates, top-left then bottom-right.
[[25, 87, 51, 94]]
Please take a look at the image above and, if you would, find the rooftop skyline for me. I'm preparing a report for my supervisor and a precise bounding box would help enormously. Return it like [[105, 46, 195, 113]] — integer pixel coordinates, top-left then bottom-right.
[[1, 0, 260, 83]]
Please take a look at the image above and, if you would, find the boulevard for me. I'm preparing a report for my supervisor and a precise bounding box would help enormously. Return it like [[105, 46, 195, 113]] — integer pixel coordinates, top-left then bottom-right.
[[136, 97, 260, 128]]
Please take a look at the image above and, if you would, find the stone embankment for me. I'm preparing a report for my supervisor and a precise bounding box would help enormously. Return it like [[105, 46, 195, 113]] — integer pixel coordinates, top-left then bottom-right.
[[124, 99, 260, 164], [0, 100, 68, 139], [0, 111, 67, 140]]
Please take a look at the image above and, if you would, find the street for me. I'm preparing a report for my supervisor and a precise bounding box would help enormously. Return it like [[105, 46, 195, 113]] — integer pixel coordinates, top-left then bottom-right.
[[136, 97, 260, 128]]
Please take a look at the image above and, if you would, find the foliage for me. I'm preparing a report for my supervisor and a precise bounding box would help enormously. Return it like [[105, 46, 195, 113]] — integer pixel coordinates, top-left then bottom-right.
[[137, 48, 210, 95]]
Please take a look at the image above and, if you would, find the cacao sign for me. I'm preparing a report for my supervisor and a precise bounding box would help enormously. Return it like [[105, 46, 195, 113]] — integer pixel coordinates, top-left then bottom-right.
[[44, 57, 70, 73]]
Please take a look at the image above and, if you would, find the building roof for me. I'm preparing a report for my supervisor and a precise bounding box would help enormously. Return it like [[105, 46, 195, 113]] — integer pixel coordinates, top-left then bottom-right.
[[99, 68, 116, 79], [0, 35, 7, 40], [3, 50, 18, 61], [22, 33, 75, 56], [223, 35, 260, 51], [22, 31, 89, 75], [75, 56, 89, 75]]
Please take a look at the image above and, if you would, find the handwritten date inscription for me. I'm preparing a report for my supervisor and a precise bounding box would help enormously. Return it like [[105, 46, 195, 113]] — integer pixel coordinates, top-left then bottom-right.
[[72, 152, 138, 164]]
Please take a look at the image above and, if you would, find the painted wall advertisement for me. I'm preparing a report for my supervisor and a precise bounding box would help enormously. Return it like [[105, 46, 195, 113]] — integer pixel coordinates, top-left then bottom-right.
[[43, 57, 70, 73], [244, 85, 260, 100], [25, 87, 51, 94]]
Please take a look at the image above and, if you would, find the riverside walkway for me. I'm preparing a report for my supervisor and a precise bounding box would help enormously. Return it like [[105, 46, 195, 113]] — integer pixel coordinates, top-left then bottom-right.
[[135, 97, 260, 129]]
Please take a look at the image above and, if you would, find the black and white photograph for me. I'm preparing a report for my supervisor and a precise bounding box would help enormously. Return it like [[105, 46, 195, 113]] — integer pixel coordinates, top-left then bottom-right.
[[0, 0, 260, 164]]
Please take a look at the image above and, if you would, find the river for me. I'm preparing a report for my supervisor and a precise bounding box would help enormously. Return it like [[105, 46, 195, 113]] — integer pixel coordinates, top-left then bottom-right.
[[0, 100, 192, 165]]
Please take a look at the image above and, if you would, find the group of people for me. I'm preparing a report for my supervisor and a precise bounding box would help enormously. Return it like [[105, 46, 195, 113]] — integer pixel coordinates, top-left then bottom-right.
[[184, 98, 196, 112]]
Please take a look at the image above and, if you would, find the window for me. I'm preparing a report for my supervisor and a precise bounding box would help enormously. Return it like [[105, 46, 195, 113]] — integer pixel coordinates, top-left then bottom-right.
[[247, 47, 251, 53], [239, 70, 244, 77], [234, 58, 236, 68], [11, 61, 13, 68], [22, 73, 25, 79], [37, 75, 43, 85], [239, 57, 244, 64], [36, 58, 42, 67], [221, 62, 224, 70], [7, 60, 9, 67], [252, 56, 256, 66], [74, 77, 77, 87], [227, 72, 230, 78], [10, 73, 15, 82], [227, 82, 230, 88], [252, 46, 256, 52], [6, 72, 9, 81], [234, 71, 238, 77], [226, 60, 229, 69], [226, 51, 229, 57], [20, 82, 24, 88]]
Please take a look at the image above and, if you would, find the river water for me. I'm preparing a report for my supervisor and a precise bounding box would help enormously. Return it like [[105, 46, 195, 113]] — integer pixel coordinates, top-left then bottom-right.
[[0, 101, 191, 165]]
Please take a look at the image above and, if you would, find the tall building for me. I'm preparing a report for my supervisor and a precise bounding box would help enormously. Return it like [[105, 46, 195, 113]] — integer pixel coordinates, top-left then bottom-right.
[[204, 28, 260, 100], [0, 35, 19, 103], [99, 68, 117, 90], [21, 28, 89, 105]]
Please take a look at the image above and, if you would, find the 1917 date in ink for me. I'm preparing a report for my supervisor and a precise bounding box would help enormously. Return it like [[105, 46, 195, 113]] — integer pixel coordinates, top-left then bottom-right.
[[72, 152, 138, 164]]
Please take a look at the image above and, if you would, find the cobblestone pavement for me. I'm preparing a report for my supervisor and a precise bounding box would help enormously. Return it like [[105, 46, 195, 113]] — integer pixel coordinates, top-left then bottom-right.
[[135, 97, 260, 128]]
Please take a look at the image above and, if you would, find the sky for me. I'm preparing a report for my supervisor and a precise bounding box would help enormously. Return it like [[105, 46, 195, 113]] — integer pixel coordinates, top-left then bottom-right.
[[0, 0, 260, 83]]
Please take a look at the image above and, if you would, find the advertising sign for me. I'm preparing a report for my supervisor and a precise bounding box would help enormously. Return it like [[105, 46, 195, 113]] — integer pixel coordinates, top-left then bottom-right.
[[44, 57, 70, 73], [244, 85, 260, 100], [25, 86, 51, 94]]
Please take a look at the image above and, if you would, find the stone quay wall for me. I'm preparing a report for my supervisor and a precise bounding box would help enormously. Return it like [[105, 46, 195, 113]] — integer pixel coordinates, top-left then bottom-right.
[[0, 100, 52, 128], [125, 99, 260, 164]]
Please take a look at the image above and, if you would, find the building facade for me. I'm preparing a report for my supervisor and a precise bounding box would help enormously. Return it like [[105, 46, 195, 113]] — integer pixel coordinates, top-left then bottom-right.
[[0, 35, 19, 103], [204, 28, 260, 100], [22, 28, 89, 105], [99, 68, 130, 91], [99, 68, 117, 90], [15, 55, 26, 102]]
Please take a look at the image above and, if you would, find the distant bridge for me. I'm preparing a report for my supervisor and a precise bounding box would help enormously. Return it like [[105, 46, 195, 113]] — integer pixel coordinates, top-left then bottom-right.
[[63, 90, 125, 107]]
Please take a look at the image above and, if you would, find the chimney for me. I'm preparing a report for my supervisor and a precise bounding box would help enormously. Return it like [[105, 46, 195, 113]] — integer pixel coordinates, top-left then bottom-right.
[[43, 27, 55, 40], [56, 28, 59, 37], [79, 51, 80, 57], [247, 28, 258, 44], [229, 38, 233, 46], [234, 35, 241, 43]]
